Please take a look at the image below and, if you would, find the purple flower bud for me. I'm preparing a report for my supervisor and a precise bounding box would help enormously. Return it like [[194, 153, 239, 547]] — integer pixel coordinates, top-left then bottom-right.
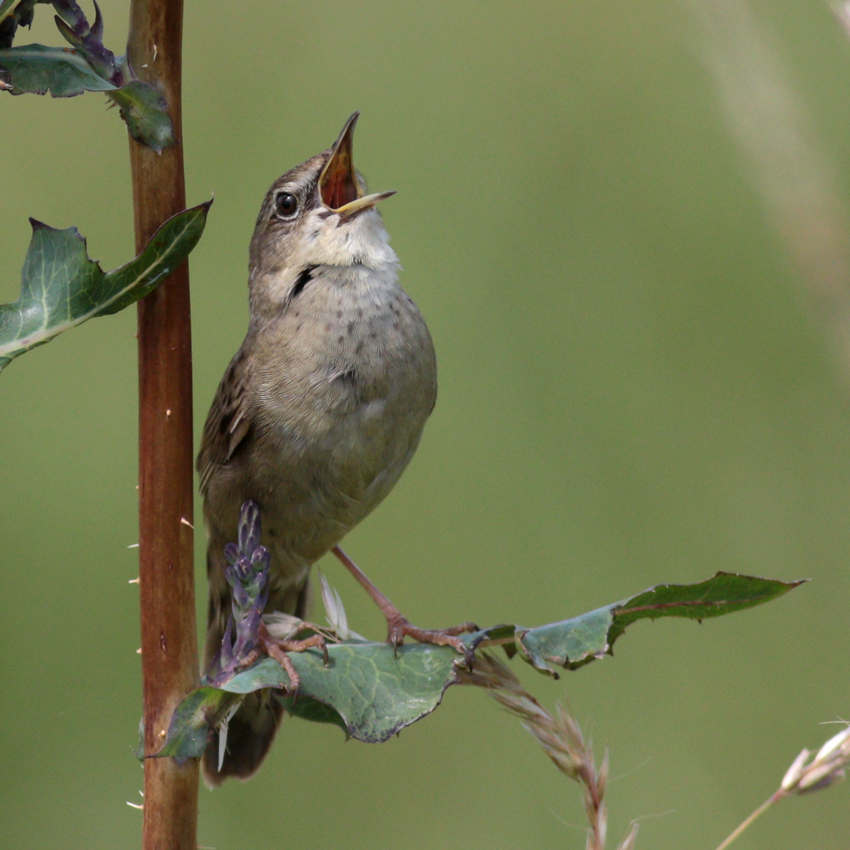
[[235, 555, 254, 582], [238, 500, 262, 555], [251, 545, 270, 571], [232, 584, 250, 609], [206, 500, 274, 684]]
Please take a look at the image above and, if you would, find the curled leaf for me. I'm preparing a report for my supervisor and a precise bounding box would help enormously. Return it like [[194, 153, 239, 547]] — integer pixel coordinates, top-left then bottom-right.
[[153, 571, 804, 762], [0, 1, 174, 149], [0, 200, 211, 373]]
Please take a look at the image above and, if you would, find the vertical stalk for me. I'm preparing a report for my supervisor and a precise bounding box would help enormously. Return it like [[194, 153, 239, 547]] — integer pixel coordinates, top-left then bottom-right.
[[127, 1, 199, 848]]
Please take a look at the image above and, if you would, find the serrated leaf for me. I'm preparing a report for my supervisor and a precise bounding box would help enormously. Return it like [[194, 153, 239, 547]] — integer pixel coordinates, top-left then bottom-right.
[[153, 643, 463, 762], [283, 642, 463, 742], [0, 200, 211, 372], [0, 43, 114, 95], [515, 607, 614, 673], [0, 3, 174, 150], [153, 572, 804, 762], [0, 48, 175, 147], [228, 641, 463, 743], [517, 572, 806, 674]]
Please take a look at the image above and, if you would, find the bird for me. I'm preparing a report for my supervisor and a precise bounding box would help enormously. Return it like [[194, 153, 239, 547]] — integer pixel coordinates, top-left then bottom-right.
[[198, 113, 465, 785]]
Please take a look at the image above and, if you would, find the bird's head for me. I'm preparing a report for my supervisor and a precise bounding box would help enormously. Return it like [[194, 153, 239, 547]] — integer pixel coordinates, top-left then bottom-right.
[[249, 112, 397, 305]]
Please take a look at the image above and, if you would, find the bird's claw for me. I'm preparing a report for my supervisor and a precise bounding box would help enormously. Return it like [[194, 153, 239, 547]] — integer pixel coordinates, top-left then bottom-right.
[[386, 614, 479, 668], [257, 623, 330, 699]]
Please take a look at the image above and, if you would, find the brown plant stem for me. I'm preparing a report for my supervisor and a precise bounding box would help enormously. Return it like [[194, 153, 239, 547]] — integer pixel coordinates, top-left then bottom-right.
[[127, 1, 199, 848]]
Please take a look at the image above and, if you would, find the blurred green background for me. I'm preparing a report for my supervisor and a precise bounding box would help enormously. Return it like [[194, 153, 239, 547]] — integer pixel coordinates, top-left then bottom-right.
[[3, 2, 850, 848]]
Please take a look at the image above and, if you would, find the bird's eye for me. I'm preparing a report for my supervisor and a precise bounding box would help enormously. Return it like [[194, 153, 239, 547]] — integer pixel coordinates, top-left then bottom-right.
[[275, 192, 298, 219]]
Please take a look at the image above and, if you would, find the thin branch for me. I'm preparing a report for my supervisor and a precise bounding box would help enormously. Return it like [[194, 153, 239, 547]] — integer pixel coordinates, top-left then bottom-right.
[[714, 792, 783, 850]]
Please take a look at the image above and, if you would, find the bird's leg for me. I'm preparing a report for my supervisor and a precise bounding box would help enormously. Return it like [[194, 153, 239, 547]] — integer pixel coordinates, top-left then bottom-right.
[[255, 621, 330, 694], [331, 545, 478, 663]]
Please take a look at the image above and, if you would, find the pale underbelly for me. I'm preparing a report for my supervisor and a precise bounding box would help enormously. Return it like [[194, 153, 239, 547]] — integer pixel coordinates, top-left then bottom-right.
[[206, 396, 426, 583]]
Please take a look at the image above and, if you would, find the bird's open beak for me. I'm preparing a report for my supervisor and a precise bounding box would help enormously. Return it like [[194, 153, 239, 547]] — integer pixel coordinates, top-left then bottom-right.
[[319, 112, 396, 217]]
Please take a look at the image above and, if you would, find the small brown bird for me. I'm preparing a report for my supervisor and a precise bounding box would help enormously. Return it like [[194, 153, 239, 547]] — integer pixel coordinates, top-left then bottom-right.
[[198, 114, 446, 784]]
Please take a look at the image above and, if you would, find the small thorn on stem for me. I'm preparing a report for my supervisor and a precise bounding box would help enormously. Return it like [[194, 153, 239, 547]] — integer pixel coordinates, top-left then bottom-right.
[[180, 517, 194, 529]]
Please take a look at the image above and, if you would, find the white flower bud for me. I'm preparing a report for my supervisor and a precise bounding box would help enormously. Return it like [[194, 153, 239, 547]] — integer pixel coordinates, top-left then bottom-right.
[[814, 726, 850, 763], [781, 748, 810, 791]]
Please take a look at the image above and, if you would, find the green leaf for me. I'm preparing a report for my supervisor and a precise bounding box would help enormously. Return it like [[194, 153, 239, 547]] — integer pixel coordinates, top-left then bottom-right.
[[282, 641, 463, 742], [0, 43, 115, 95], [517, 572, 806, 674], [153, 687, 241, 762], [153, 572, 803, 762], [153, 642, 464, 762], [0, 201, 211, 373], [0, 1, 175, 150], [0, 45, 175, 148], [107, 79, 175, 152]]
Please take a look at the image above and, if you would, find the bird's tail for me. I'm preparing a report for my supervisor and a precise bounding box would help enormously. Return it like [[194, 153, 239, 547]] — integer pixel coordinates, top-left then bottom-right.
[[201, 540, 308, 786]]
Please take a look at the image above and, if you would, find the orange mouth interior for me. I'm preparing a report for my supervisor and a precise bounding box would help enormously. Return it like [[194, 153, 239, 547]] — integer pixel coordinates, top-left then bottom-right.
[[320, 148, 359, 210]]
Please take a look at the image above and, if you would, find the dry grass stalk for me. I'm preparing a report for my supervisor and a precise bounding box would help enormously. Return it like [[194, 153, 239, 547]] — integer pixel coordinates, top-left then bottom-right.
[[715, 724, 850, 850], [462, 655, 637, 850]]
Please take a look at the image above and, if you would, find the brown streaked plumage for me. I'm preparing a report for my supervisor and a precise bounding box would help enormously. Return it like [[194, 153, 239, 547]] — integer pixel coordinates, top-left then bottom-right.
[[198, 113, 436, 784]]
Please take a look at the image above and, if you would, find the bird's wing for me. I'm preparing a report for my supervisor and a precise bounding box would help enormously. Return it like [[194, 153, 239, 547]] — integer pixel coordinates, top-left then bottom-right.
[[197, 347, 254, 496]]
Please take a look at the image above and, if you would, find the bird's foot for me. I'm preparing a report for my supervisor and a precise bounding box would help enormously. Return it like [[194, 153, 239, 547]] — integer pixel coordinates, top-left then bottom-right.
[[256, 622, 329, 694], [331, 545, 478, 666], [386, 612, 479, 665]]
